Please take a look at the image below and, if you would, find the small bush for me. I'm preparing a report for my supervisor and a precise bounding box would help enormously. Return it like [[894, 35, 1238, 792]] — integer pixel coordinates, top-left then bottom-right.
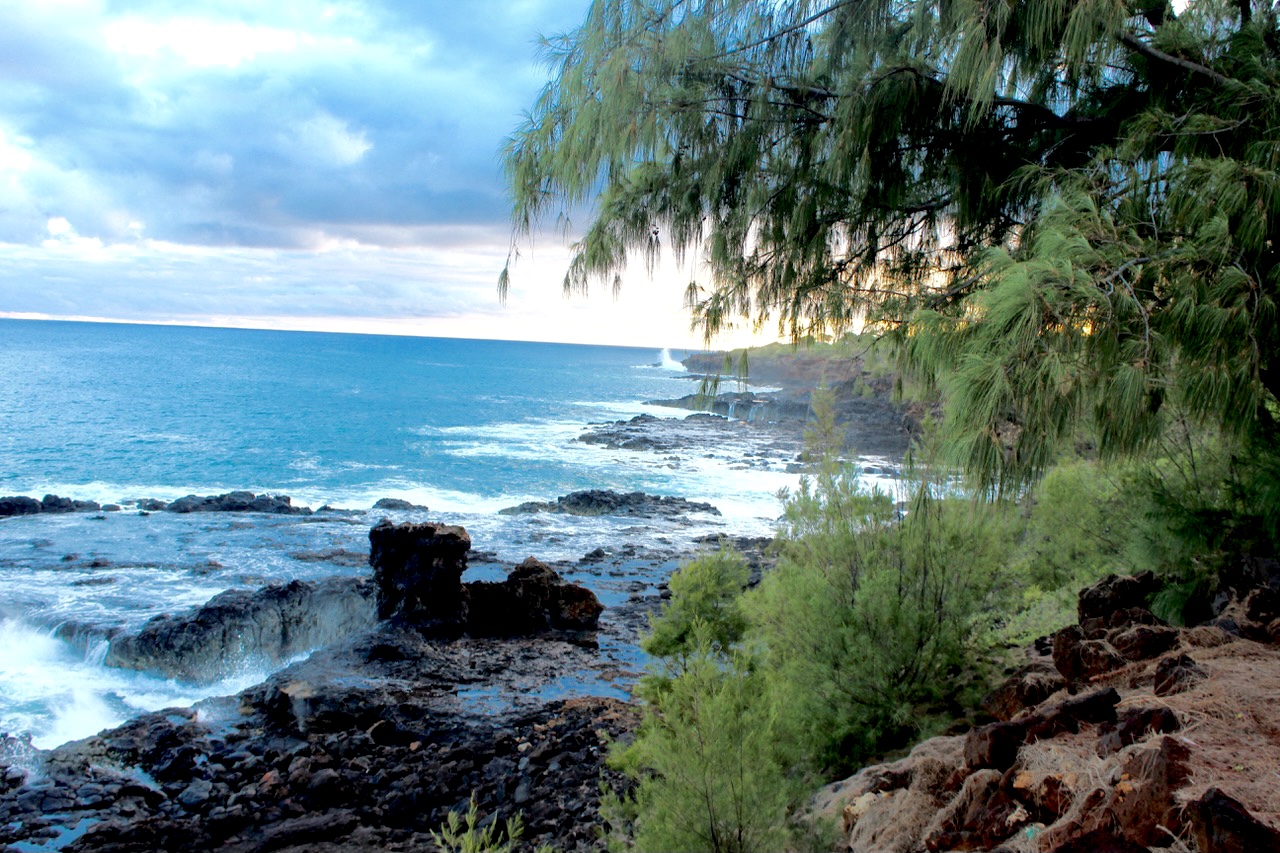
[[749, 464, 1010, 774], [641, 550, 749, 666], [607, 633, 794, 853], [430, 795, 532, 853]]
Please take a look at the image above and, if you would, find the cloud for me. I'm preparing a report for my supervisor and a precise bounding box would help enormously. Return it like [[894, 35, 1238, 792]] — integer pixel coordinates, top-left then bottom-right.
[[0, 0, 591, 251], [0, 0, 752, 347]]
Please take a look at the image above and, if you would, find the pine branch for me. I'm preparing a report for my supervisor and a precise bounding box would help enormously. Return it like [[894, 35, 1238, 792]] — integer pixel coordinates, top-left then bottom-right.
[[1117, 32, 1234, 86], [700, 0, 861, 62]]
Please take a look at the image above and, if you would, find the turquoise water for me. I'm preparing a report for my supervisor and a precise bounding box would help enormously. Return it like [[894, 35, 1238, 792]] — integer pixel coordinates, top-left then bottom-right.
[[0, 319, 712, 508]]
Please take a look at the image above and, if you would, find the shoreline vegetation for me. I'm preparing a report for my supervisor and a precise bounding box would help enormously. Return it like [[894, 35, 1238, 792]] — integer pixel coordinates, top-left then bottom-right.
[[615, 340, 1280, 853]]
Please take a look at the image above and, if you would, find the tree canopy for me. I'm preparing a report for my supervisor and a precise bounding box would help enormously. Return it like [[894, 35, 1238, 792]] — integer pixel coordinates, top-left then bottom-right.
[[502, 0, 1280, 492]]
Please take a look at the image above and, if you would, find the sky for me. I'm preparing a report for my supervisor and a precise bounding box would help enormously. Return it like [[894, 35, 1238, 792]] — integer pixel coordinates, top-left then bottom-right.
[[0, 0, 759, 349]]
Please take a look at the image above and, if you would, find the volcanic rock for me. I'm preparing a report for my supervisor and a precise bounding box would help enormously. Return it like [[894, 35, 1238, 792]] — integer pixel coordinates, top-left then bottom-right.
[[466, 557, 604, 642], [1188, 787, 1280, 853], [40, 494, 77, 513], [372, 497, 427, 511], [499, 489, 721, 518], [369, 521, 602, 641], [981, 660, 1065, 721], [1077, 571, 1159, 624], [0, 496, 41, 516], [166, 491, 311, 515], [105, 577, 377, 683], [1153, 652, 1207, 696], [368, 520, 471, 631]]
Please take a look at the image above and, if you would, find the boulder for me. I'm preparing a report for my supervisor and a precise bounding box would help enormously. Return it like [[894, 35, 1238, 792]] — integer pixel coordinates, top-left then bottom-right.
[[0, 496, 41, 516], [372, 497, 427, 511], [1096, 706, 1181, 757], [964, 720, 1030, 771], [966, 689, 1119, 771], [1153, 652, 1207, 696], [1101, 735, 1192, 846], [1078, 572, 1160, 623], [1025, 687, 1120, 741], [465, 557, 603, 641], [1214, 556, 1280, 613], [1108, 623, 1181, 661], [105, 577, 377, 683], [369, 520, 471, 632], [1052, 625, 1127, 683], [981, 661, 1065, 721], [1188, 787, 1280, 853], [921, 768, 1027, 851], [1080, 605, 1165, 640], [40, 494, 77, 513]]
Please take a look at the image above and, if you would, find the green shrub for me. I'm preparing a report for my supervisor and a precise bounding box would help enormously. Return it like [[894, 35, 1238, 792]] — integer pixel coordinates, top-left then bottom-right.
[[641, 550, 749, 667], [1013, 460, 1129, 590], [749, 466, 1010, 774], [607, 629, 793, 853], [430, 795, 534, 853]]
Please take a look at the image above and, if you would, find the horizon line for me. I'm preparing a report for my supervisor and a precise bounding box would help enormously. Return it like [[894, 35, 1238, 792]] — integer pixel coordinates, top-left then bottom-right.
[[0, 312, 725, 353]]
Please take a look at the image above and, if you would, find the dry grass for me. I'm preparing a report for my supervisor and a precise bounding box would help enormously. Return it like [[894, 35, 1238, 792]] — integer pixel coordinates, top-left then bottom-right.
[[996, 636, 1280, 851], [1155, 639, 1280, 828]]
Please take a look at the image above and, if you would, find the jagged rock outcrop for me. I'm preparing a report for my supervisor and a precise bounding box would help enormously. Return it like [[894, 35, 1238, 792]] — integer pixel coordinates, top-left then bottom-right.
[[105, 577, 377, 683], [499, 489, 721, 518], [0, 494, 100, 516], [812, 567, 1280, 852], [369, 520, 472, 631], [166, 491, 311, 515], [649, 391, 813, 423], [368, 521, 603, 641], [467, 557, 605, 642], [0, 496, 41, 516]]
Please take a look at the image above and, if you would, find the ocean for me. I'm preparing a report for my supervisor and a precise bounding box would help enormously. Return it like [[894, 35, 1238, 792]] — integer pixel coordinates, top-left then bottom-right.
[[0, 319, 895, 750]]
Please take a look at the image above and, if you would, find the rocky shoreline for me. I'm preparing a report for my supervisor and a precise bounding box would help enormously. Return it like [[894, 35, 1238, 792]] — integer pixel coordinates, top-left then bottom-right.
[[0, 520, 639, 852]]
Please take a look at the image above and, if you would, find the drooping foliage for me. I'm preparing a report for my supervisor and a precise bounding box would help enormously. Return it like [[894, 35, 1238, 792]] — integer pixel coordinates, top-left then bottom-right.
[[504, 0, 1280, 492]]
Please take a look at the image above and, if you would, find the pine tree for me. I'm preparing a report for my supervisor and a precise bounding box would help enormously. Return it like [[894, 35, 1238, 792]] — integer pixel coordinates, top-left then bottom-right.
[[503, 0, 1280, 493]]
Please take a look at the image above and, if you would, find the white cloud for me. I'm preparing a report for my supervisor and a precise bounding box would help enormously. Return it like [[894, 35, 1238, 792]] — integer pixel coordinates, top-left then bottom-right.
[[0, 129, 34, 172], [0, 0, 746, 347], [285, 113, 373, 168], [103, 16, 302, 68]]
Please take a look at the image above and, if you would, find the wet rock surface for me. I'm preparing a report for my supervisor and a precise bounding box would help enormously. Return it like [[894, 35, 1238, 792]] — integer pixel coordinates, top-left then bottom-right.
[[500, 489, 721, 519], [104, 577, 379, 684], [0, 689, 637, 853], [370, 521, 604, 642], [166, 492, 312, 516]]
